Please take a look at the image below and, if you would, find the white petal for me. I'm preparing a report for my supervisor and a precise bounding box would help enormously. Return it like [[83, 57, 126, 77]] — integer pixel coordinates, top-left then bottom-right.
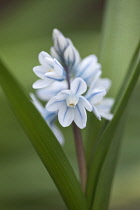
[[53, 29, 63, 40], [32, 79, 52, 89], [87, 70, 102, 94], [77, 55, 98, 76], [100, 112, 113, 120], [38, 51, 52, 67], [83, 66, 101, 85], [51, 124, 64, 145], [96, 98, 114, 121], [30, 93, 45, 114], [58, 34, 68, 51], [71, 78, 87, 95], [64, 45, 80, 68], [45, 71, 63, 81], [79, 96, 92, 111], [58, 104, 74, 127], [44, 111, 57, 123], [56, 89, 72, 99], [96, 98, 114, 112], [53, 59, 63, 76], [33, 66, 47, 79], [46, 97, 66, 112], [67, 38, 73, 46], [74, 103, 87, 129], [81, 55, 98, 67], [92, 105, 101, 120], [95, 78, 112, 92], [54, 34, 68, 54], [87, 89, 106, 104], [50, 47, 60, 61], [36, 81, 67, 101], [64, 45, 74, 65], [74, 48, 81, 67], [44, 57, 54, 67]]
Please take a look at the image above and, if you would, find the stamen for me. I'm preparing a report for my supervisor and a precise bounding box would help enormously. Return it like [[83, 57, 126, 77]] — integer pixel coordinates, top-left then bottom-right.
[[69, 103, 75, 107], [48, 68, 54, 72]]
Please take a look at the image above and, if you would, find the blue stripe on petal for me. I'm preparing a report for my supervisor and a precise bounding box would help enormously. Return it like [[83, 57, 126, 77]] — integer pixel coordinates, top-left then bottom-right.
[[86, 90, 105, 101], [77, 104, 83, 120], [63, 107, 68, 122], [75, 81, 81, 95], [45, 75, 63, 81]]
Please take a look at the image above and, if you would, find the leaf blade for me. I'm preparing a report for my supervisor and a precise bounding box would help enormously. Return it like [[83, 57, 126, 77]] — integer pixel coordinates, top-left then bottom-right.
[[100, 0, 140, 96], [0, 60, 88, 210], [86, 42, 140, 209]]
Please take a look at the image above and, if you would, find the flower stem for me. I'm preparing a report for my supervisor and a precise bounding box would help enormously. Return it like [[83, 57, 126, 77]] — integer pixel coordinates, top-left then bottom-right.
[[63, 63, 87, 192], [72, 122, 87, 192]]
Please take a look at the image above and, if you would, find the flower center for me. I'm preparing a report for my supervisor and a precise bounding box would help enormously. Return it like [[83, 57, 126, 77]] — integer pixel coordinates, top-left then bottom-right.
[[66, 94, 79, 108], [48, 68, 54, 72], [69, 103, 75, 107]]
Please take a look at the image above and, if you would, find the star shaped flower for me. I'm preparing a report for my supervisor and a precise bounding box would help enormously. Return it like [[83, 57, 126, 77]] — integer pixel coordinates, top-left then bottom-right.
[[33, 51, 65, 89], [46, 78, 92, 129]]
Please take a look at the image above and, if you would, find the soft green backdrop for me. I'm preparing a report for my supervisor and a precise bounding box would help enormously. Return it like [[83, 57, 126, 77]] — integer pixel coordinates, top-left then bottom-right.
[[0, 0, 140, 209]]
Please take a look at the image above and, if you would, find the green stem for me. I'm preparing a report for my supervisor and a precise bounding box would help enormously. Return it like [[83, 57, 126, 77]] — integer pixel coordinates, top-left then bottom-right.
[[72, 122, 87, 192]]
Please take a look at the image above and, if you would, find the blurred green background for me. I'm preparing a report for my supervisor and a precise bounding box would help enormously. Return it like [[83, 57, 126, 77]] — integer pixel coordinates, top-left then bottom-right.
[[0, 0, 140, 209]]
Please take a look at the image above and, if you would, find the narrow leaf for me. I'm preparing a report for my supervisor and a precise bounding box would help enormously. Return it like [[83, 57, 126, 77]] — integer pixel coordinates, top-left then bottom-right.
[[91, 117, 125, 210], [0, 60, 87, 210], [86, 0, 140, 197], [86, 42, 140, 208], [100, 0, 140, 96], [86, 0, 140, 163]]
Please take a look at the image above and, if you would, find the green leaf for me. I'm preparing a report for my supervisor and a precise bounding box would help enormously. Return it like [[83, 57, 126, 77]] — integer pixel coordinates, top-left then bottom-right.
[[91, 117, 125, 210], [0, 60, 88, 210], [86, 42, 140, 209], [100, 0, 140, 96], [86, 0, 140, 164]]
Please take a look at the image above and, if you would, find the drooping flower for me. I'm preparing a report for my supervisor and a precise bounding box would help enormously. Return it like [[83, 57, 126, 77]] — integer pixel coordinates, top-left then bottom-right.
[[46, 78, 92, 129], [30, 93, 64, 144], [33, 51, 65, 89]]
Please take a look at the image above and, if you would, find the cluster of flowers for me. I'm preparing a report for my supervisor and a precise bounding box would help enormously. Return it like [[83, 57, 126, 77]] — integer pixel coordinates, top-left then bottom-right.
[[31, 29, 114, 144]]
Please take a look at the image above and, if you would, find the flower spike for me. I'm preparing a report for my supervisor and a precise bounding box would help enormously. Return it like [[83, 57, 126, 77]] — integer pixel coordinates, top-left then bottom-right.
[[32, 28, 114, 130]]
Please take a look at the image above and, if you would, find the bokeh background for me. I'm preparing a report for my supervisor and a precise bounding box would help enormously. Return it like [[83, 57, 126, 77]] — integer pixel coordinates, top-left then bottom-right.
[[0, 0, 140, 209]]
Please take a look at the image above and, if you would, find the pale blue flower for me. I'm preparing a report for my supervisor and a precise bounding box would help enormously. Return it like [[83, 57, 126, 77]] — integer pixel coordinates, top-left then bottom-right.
[[93, 98, 114, 120], [86, 74, 114, 120], [36, 81, 67, 101], [76, 55, 102, 85], [52, 29, 71, 56], [32, 29, 114, 128], [46, 78, 92, 129], [30, 93, 64, 144], [51, 29, 80, 70], [33, 51, 65, 89]]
